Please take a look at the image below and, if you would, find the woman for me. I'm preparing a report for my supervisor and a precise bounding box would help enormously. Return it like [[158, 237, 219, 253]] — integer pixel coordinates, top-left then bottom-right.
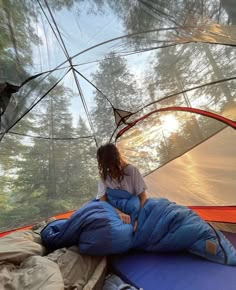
[[96, 143, 147, 226]]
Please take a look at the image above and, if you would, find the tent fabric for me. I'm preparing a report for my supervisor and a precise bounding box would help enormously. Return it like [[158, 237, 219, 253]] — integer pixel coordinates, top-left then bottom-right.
[[189, 206, 236, 223], [143, 127, 236, 206], [0, 1, 236, 232]]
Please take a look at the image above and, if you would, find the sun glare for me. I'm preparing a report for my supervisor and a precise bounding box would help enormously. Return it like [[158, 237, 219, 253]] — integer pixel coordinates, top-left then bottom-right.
[[160, 114, 179, 134]]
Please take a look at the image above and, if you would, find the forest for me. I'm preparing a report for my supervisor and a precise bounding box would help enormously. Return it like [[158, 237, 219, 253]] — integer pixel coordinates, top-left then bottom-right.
[[0, 0, 235, 231]]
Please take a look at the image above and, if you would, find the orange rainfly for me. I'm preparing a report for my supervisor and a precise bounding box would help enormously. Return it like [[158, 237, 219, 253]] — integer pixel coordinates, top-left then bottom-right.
[[1, 206, 236, 238]]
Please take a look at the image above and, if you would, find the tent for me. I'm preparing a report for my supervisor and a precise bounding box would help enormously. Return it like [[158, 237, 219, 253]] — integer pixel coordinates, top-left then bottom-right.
[[1, 1, 236, 289], [0, 0, 236, 240]]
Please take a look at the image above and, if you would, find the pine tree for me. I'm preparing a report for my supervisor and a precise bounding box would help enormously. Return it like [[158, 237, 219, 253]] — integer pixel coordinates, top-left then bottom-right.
[[92, 52, 140, 143], [68, 117, 98, 206], [2, 78, 76, 224]]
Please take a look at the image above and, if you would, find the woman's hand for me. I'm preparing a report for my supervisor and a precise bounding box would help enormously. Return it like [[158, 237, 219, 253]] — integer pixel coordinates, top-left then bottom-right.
[[115, 208, 131, 224], [118, 212, 131, 224]]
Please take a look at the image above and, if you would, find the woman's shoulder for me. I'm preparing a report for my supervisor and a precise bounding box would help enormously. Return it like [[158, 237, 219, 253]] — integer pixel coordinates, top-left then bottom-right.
[[124, 163, 139, 173]]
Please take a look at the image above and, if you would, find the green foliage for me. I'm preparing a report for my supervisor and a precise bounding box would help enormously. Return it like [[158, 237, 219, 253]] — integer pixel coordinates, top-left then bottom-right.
[[92, 52, 140, 143], [0, 0, 41, 83], [0, 0, 235, 231], [0, 77, 97, 230]]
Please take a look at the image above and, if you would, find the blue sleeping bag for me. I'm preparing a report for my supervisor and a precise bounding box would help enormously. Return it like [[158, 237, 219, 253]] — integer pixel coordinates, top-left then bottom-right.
[[133, 198, 236, 265], [41, 189, 236, 265], [41, 199, 134, 255]]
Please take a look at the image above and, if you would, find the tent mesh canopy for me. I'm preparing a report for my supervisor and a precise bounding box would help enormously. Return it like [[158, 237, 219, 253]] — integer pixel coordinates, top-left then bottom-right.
[[0, 0, 235, 232]]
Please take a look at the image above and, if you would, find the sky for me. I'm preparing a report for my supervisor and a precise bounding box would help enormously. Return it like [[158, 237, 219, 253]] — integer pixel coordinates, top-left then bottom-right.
[[30, 3, 154, 128]]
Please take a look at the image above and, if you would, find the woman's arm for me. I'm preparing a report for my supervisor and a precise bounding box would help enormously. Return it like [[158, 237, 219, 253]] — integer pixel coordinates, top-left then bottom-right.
[[139, 191, 147, 208], [99, 195, 107, 202], [133, 191, 147, 232]]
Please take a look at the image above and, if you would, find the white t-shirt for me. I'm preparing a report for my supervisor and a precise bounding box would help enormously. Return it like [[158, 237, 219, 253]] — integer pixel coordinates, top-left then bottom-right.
[[96, 164, 147, 199]]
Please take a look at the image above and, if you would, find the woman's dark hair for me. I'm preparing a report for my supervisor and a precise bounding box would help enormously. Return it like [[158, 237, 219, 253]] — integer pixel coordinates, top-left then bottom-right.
[[97, 143, 126, 181]]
